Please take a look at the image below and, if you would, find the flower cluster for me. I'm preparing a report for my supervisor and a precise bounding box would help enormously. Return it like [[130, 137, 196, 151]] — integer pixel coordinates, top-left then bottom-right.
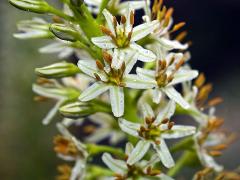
[[10, 0, 238, 179]]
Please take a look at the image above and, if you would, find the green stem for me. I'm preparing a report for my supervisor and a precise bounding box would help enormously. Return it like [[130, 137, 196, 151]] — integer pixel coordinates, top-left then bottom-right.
[[170, 137, 194, 153], [167, 151, 192, 177], [48, 7, 75, 22], [87, 144, 125, 158], [96, 0, 110, 23]]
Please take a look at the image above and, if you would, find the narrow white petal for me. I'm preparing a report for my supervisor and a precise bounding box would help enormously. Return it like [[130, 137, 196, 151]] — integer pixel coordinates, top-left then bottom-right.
[[118, 118, 141, 137], [118, 1, 145, 15], [77, 60, 107, 80], [153, 139, 175, 168], [157, 38, 188, 50], [110, 86, 124, 117], [199, 152, 223, 172], [70, 159, 85, 180], [42, 100, 64, 125], [125, 142, 134, 156], [141, 103, 155, 119], [79, 82, 109, 101], [163, 87, 190, 109], [168, 70, 199, 86], [84, 0, 101, 6], [125, 51, 138, 74], [130, 43, 156, 62], [124, 74, 156, 89], [136, 67, 155, 80], [85, 129, 110, 143], [127, 140, 151, 165], [102, 9, 116, 36], [111, 49, 124, 70], [162, 125, 196, 139], [39, 42, 65, 53], [91, 36, 116, 49], [102, 153, 127, 174], [13, 31, 49, 39], [155, 100, 176, 125], [152, 88, 162, 104], [131, 20, 159, 42]]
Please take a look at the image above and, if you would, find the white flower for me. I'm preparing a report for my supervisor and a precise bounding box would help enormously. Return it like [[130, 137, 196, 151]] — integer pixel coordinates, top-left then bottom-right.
[[13, 17, 53, 39], [102, 143, 173, 179], [137, 53, 198, 109], [33, 79, 79, 125], [86, 113, 125, 144], [119, 101, 196, 168], [92, 7, 159, 66], [78, 52, 156, 117], [56, 123, 88, 180], [85, 0, 147, 15]]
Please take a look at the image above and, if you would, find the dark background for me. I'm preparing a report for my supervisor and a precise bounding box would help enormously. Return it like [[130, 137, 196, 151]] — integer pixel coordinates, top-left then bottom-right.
[[0, 0, 239, 179]]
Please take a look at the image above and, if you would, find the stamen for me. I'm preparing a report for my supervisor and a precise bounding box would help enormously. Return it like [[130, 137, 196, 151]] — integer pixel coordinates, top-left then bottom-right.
[[130, 11, 135, 25], [207, 97, 223, 106], [96, 60, 104, 70], [175, 31, 188, 42], [121, 15, 126, 24], [195, 73, 206, 88], [209, 150, 222, 157], [102, 51, 113, 64], [94, 73, 101, 81], [172, 22, 186, 32]]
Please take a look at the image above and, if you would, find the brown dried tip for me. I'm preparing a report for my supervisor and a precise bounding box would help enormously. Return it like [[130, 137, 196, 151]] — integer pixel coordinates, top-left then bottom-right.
[[130, 11, 135, 25], [195, 73, 206, 88], [96, 60, 104, 70]]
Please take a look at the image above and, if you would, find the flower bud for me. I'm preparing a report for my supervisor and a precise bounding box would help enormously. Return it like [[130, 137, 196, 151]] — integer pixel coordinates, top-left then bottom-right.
[[60, 102, 94, 118], [9, 0, 50, 14], [49, 23, 79, 42], [35, 62, 81, 78]]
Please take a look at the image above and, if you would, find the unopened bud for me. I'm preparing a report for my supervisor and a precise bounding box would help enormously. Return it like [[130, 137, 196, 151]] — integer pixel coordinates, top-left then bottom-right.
[[35, 62, 81, 78], [9, 0, 50, 14]]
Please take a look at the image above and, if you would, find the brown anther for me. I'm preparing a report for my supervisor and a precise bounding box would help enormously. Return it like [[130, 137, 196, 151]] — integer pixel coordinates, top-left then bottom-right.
[[83, 125, 96, 133], [175, 59, 185, 70], [127, 31, 132, 40], [121, 62, 126, 72], [52, 16, 64, 23], [161, 118, 169, 124], [146, 166, 152, 174], [175, 31, 188, 42], [211, 144, 227, 151], [34, 96, 48, 102], [195, 73, 206, 88], [113, 16, 118, 28], [124, 155, 129, 161], [145, 117, 153, 125], [100, 25, 113, 37], [96, 60, 104, 70], [121, 15, 126, 24], [165, 7, 174, 20], [159, 60, 167, 70], [211, 118, 224, 129], [168, 56, 175, 66], [155, 140, 161, 145], [167, 74, 174, 83], [209, 150, 222, 157], [94, 73, 101, 81], [168, 122, 175, 130], [103, 51, 113, 64], [119, 82, 126, 87], [130, 11, 135, 25], [140, 126, 146, 132], [208, 97, 223, 106], [172, 22, 186, 32], [36, 78, 52, 85]]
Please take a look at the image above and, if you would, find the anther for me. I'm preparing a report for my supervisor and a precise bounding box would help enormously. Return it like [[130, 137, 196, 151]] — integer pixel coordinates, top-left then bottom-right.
[[94, 73, 101, 81], [96, 60, 104, 70], [172, 22, 186, 32], [130, 11, 135, 25], [168, 122, 175, 130], [121, 16, 126, 24]]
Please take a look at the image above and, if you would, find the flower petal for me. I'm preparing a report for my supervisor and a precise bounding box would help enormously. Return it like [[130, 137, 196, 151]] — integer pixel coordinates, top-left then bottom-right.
[[91, 36, 116, 49], [168, 70, 199, 86], [157, 37, 188, 51], [124, 74, 156, 89], [118, 118, 141, 137], [110, 86, 124, 117], [153, 139, 175, 168], [127, 140, 151, 165], [102, 9, 116, 36], [162, 125, 196, 139], [77, 60, 107, 80], [136, 67, 155, 80], [111, 49, 124, 70], [125, 142, 134, 156], [155, 100, 176, 125], [102, 153, 127, 174], [163, 87, 190, 109], [141, 103, 155, 119], [70, 159, 86, 180], [79, 82, 109, 101], [131, 20, 159, 42], [124, 51, 138, 74], [152, 88, 162, 104], [118, 1, 146, 15], [130, 43, 156, 62]]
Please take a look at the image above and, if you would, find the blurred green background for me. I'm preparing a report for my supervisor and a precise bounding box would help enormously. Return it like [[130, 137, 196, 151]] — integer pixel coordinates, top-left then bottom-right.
[[0, 0, 239, 179]]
